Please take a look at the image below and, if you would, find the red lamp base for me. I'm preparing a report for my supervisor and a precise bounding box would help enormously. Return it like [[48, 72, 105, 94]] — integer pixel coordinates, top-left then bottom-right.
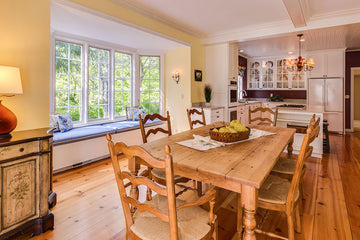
[[0, 100, 17, 139]]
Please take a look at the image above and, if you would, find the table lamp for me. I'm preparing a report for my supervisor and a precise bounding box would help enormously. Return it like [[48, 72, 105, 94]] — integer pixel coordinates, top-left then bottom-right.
[[0, 65, 23, 139]]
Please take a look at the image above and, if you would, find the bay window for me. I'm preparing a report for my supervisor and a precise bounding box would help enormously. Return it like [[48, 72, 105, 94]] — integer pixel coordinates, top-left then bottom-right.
[[52, 37, 162, 125]]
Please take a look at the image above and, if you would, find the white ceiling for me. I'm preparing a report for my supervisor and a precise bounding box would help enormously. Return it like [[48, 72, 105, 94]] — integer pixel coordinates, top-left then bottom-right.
[[51, 1, 189, 52], [110, 0, 360, 57]]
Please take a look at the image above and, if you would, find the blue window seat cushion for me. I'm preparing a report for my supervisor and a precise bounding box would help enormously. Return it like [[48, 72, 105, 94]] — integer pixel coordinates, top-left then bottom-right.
[[53, 119, 162, 143]]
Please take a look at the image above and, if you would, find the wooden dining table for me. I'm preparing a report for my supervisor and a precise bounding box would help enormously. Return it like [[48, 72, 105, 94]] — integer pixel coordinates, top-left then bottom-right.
[[135, 122, 295, 240]]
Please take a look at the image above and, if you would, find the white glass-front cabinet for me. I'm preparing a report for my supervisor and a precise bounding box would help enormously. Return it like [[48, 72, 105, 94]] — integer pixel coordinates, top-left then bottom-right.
[[248, 57, 306, 90], [276, 58, 306, 89], [248, 59, 274, 89]]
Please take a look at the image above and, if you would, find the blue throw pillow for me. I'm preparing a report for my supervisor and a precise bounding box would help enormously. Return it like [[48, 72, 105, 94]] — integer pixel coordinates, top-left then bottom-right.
[[57, 113, 74, 132], [132, 108, 146, 121]]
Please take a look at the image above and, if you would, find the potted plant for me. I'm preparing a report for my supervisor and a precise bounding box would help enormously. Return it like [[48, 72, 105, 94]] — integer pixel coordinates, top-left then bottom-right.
[[204, 84, 212, 107]]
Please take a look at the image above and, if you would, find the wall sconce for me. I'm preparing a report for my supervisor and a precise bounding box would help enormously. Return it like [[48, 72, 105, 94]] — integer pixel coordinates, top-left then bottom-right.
[[0, 65, 23, 139], [172, 71, 180, 84]]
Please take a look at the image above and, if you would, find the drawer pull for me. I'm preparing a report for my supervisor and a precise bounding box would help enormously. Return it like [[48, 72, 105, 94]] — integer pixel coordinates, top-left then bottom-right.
[[19, 148, 24, 152], [217, 116, 219, 118]]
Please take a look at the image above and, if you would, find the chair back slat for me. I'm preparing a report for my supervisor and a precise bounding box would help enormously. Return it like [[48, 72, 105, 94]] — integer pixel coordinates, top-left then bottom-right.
[[286, 115, 319, 213], [106, 134, 178, 238], [121, 172, 168, 196], [187, 107, 206, 129], [139, 111, 172, 143], [248, 106, 278, 126]]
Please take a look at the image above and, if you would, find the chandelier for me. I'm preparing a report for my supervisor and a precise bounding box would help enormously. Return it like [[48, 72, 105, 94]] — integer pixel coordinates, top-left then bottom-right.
[[285, 34, 314, 72]]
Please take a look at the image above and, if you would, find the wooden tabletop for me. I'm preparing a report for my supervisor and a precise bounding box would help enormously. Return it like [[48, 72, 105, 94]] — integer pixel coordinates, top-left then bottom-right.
[[142, 122, 295, 192]]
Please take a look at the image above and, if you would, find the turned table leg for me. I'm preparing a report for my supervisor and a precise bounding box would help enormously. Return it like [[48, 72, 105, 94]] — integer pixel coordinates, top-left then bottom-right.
[[287, 135, 294, 158], [242, 185, 258, 240]]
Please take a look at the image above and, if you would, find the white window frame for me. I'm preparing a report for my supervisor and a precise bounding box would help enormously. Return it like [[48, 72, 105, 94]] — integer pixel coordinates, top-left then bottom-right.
[[138, 54, 164, 115], [50, 32, 164, 127]]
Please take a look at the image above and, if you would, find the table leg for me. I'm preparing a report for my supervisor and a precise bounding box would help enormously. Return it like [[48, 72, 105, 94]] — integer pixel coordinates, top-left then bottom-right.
[[287, 135, 294, 158], [242, 185, 258, 240]]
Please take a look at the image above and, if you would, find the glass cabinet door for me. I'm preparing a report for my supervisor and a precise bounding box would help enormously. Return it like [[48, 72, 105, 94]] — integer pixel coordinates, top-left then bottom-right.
[[290, 72, 305, 89], [248, 61, 260, 89], [261, 60, 274, 89], [276, 59, 289, 88]]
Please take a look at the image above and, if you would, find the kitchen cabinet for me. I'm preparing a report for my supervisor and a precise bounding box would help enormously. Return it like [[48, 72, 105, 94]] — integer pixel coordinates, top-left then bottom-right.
[[248, 57, 306, 90], [248, 59, 274, 89], [228, 42, 239, 84], [205, 43, 238, 108], [324, 112, 343, 133], [0, 128, 54, 239], [307, 49, 344, 78], [237, 105, 249, 124], [276, 59, 306, 89], [192, 107, 224, 128]]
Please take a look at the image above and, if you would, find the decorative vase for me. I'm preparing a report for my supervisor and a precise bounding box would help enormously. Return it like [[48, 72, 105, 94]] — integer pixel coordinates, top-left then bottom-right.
[[205, 102, 211, 108]]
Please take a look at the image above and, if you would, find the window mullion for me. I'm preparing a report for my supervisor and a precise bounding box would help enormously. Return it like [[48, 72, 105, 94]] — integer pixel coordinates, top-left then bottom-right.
[[110, 49, 115, 120], [134, 53, 140, 107], [83, 42, 89, 124]]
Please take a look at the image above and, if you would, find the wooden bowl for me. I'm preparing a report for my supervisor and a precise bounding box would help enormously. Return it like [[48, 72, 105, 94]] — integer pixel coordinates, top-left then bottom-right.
[[209, 127, 250, 143]]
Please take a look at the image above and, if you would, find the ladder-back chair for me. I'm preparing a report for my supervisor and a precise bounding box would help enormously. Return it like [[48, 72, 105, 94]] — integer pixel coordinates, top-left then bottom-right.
[[139, 111, 172, 144], [139, 112, 193, 197], [106, 134, 218, 240], [248, 106, 278, 126], [255, 115, 320, 240], [187, 107, 206, 129]]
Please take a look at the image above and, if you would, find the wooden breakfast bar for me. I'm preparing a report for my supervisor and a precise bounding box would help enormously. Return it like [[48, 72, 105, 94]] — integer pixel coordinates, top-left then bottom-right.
[[136, 122, 295, 239]]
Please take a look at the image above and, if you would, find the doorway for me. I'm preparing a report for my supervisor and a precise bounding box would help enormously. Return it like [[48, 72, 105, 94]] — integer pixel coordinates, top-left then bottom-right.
[[351, 68, 360, 131]]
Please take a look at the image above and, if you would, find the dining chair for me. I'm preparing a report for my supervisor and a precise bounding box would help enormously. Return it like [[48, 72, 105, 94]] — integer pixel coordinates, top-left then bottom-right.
[[139, 111, 172, 144], [270, 115, 320, 214], [248, 106, 278, 126], [271, 115, 320, 178], [255, 115, 320, 240], [106, 134, 218, 240], [139, 112, 195, 198], [187, 107, 206, 129]]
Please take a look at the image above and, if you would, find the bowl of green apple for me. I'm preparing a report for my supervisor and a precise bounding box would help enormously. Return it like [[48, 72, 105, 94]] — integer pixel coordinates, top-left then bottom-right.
[[209, 120, 250, 143]]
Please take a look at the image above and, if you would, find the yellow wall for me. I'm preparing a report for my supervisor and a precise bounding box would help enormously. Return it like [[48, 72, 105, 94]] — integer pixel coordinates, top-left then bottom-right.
[[0, 0, 50, 131], [165, 47, 191, 133]]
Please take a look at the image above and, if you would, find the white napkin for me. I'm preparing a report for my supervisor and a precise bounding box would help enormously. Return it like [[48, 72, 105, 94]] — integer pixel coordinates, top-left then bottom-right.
[[176, 134, 225, 151]]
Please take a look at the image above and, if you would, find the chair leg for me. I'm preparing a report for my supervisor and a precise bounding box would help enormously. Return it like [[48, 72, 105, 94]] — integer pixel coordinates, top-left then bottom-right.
[[212, 219, 218, 240], [295, 204, 302, 233], [287, 212, 295, 240], [299, 179, 304, 214]]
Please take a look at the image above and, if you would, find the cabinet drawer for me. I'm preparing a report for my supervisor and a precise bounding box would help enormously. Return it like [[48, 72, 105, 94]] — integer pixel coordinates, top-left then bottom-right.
[[0, 141, 39, 160], [211, 109, 223, 115], [211, 114, 224, 122]]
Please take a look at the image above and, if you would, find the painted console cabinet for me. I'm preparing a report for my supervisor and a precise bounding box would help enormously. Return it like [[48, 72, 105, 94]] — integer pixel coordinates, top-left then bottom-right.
[[0, 128, 54, 239]]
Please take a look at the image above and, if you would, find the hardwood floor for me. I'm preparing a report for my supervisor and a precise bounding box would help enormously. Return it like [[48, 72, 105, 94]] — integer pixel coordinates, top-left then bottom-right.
[[31, 132, 359, 240]]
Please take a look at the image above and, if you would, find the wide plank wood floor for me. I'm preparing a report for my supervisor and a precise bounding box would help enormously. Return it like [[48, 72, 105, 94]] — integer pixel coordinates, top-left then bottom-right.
[[31, 132, 360, 240]]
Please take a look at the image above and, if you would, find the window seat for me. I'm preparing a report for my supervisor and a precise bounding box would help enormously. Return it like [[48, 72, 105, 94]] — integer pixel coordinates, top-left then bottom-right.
[[53, 119, 165, 172], [53, 119, 161, 145]]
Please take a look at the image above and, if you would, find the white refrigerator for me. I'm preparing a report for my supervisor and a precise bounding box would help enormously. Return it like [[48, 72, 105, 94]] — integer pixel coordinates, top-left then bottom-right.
[[307, 78, 344, 133]]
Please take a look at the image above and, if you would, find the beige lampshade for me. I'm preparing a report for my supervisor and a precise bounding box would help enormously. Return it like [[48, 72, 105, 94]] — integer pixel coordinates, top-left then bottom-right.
[[0, 65, 23, 95]]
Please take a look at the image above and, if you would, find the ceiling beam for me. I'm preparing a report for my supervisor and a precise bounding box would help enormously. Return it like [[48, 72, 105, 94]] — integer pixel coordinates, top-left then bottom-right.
[[282, 0, 307, 28]]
